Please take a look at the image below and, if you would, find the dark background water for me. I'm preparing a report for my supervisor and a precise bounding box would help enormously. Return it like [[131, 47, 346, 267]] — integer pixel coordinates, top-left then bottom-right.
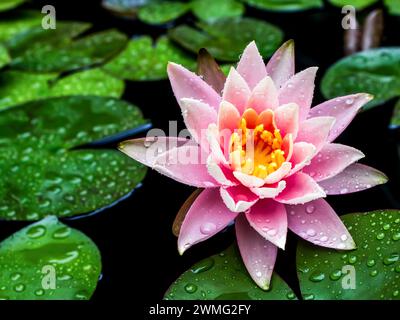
[[0, 0, 399, 303]]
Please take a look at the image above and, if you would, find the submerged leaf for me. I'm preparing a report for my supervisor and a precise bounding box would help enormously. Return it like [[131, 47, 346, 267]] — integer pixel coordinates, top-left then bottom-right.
[[169, 17, 283, 61], [297, 210, 400, 300], [0, 216, 101, 300], [165, 245, 296, 300], [103, 36, 196, 81], [321, 48, 400, 109]]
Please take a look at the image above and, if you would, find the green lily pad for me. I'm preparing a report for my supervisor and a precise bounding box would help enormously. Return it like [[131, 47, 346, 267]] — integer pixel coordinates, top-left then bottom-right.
[[0, 96, 148, 220], [243, 0, 323, 11], [321, 48, 400, 110], [138, 2, 190, 25], [49, 69, 124, 98], [385, 0, 400, 15], [169, 17, 283, 62], [191, 0, 245, 22], [0, 45, 10, 68], [0, 216, 101, 300], [0, 68, 124, 110], [103, 36, 196, 81], [297, 210, 400, 300], [390, 99, 400, 128], [0, 0, 25, 12], [165, 245, 297, 300], [328, 0, 378, 10], [0, 10, 42, 43], [10, 29, 128, 73]]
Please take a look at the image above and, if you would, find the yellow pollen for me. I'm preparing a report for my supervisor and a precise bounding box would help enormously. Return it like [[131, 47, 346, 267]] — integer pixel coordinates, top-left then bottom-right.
[[229, 110, 285, 179]]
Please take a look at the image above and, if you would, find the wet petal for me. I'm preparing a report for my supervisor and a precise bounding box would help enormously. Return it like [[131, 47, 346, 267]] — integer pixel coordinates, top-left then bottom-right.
[[264, 162, 292, 184], [296, 116, 335, 153], [222, 67, 251, 114], [251, 181, 286, 199], [266, 40, 295, 89], [247, 76, 279, 113], [218, 100, 241, 133], [233, 171, 265, 188], [274, 103, 299, 139], [220, 185, 259, 212], [207, 155, 237, 186], [289, 142, 316, 176]]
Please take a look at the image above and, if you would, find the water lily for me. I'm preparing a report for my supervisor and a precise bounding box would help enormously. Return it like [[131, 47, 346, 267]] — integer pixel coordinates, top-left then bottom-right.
[[119, 41, 387, 290]]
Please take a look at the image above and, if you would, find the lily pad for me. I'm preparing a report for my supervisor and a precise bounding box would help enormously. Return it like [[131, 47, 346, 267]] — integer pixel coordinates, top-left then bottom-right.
[[0, 45, 10, 68], [165, 245, 297, 300], [321, 48, 400, 110], [0, 96, 148, 220], [0, 0, 25, 12], [0, 216, 101, 300], [9, 29, 128, 73], [0, 11, 42, 43], [103, 36, 196, 81], [191, 0, 245, 22], [390, 99, 400, 128], [328, 0, 378, 10], [169, 17, 283, 61], [297, 210, 400, 300], [243, 0, 323, 11], [385, 0, 400, 15], [138, 2, 190, 25]]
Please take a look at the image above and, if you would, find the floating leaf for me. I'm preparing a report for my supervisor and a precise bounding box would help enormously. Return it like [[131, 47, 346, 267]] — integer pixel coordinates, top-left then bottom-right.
[[103, 36, 196, 81], [0, 0, 25, 12], [49, 69, 124, 98], [385, 0, 400, 15], [102, 0, 159, 17], [0, 45, 10, 68], [10, 29, 128, 73], [191, 0, 244, 22], [0, 11, 42, 43], [138, 2, 190, 24], [328, 0, 378, 10], [0, 216, 101, 300], [390, 99, 400, 128], [165, 245, 296, 300], [169, 17, 283, 62], [0, 96, 149, 220], [321, 48, 400, 109], [297, 210, 400, 300], [243, 0, 323, 11]]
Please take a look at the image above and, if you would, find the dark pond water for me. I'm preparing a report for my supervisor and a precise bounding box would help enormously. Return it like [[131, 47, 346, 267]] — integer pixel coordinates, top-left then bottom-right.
[[0, 0, 399, 303]]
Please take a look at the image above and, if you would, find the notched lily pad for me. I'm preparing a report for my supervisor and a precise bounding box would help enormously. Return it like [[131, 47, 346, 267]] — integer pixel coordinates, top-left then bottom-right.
[[0, 0, 26, 12], [0, 10, 42, 43], [321, 48, 400, 109], [0, 96, 149, 220], [385, 0, 400, 15], [103, 36, 196, 81], [165, 245, 296, 300], [328, 0, 378, 10], [191, 0, 244, 23], [169, 17, 283, 62], [243, 0, 323, 11], [0, 216, 101, 300], [138, 2, 190, 25], [297, 210, 400, 300]]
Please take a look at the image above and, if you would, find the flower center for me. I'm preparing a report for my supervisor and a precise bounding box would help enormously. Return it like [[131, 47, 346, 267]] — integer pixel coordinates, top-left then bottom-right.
[[229, 108, 285, 179]]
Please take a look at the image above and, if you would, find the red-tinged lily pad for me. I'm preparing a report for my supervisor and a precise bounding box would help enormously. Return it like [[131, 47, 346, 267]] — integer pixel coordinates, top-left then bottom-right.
[[297, 210, 400, 300], [0, 216, 101, 300]]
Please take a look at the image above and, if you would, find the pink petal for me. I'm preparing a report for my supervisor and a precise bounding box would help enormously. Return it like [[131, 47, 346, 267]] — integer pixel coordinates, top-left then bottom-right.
[[318, 163, 388, 195], [154, 145, 218, 188], [235, 214, 278, 290], [308, 93, 373, 142], [264, 162, 292, 184], [274, 103, 299, 139], [236, 41, 268, 90], [245, 199, 288, 249], [180, 98, 217, 146], [233, 171, 265, 188], [178, 189, 238, 254], [220, 185, 259, 213], [207, 123, 229, 165], [167, 62, 221, 111], [282, 134, 293, 161], [218, 100, 241, 133], [207, 155, 237, 186], [278, 67, 318, 121], [289, 142, 316, 175], [295, 116, 335, 153], [286, 199, 356, 250], [275, 172, 326, 205], [250, 181, 286, 199], [119, 136, 191, 167], [302, 143, 365, 182], [222, 67, 251, 114], [266, 40, 295, 89], [247, 76, 279, 113]]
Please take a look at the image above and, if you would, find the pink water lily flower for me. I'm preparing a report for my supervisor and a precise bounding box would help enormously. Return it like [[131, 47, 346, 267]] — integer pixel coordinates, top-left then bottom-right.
[[120, 41, 387, 290]]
